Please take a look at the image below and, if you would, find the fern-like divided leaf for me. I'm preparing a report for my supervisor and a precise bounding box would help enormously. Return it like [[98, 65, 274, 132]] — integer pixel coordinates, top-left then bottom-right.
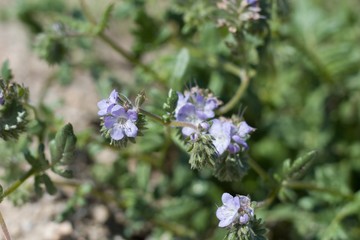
[[282, 150, 317, 180], [49, 123, 77, 178]]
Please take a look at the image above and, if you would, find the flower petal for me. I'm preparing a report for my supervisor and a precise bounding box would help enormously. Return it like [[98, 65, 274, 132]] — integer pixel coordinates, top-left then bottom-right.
[[127, 109, 138, 121], [123, 121, 138, 138], [209, 120, 231, 155], [104, 116, 116, 129], [110, 126, 124, 140], [222, 193, 234, 205], [239, 214, 250, 224], [109, 89, 118, 103], [238, 121, 255, 138], [111, 105, 126, 117], [218, 218, 233, 228]]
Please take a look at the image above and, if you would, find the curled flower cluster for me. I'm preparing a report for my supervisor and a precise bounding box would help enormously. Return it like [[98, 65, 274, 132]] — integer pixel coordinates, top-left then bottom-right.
[[97, 90, 139, 144], [175, 86, 221, 137], [175, 87, 254, 156], [216, 192, 254, 227], [216, 0, 262, 33]]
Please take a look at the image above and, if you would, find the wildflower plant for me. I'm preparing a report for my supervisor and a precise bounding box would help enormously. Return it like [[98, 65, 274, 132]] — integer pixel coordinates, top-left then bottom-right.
[[1, 0, 360, 239]]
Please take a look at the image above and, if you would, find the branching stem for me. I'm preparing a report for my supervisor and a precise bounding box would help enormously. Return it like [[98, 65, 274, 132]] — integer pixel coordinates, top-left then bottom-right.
[[138, 108, 198, 130], [283, 180, 354, 200], [0, 168, 35, 201], [216, 64, 250, 115], [79, 0, 164, 82]]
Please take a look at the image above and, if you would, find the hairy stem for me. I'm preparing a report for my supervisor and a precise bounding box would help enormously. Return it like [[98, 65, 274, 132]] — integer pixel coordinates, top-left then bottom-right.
[[216, 64, 250, 115], [79, 0, 164, 82], [256, 188, 279, 208], [283, 180, 354, 200], [138, 108, 198, 130], [248, 158, 271, 182], [138, 108, 165, 124], [0, 209, 11, 240], [1, 168, 35, 201]]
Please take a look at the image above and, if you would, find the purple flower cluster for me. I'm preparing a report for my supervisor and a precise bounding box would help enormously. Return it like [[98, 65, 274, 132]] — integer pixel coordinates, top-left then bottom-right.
[[175, 87, 220, 137], [216, 192, 254, 227], [175, 87, 254, 156], [97, 90, 138, 141], [216, 0, 262, 33], [209, 118, 255, 155]]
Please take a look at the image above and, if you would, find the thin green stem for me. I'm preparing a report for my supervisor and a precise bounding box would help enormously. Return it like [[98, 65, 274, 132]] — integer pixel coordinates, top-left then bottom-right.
[[256, 188, 279, 208], [138, 108, 165, 124], [168, 120, 198, 130], [138, 108, 198, 130], [282, 180, 354, 200], [248, 158, 270, 182], [1, 168, 35, 201], [216, 64, 250, 115], [79, 0, 164, 82], [0, 209, 11, 240]]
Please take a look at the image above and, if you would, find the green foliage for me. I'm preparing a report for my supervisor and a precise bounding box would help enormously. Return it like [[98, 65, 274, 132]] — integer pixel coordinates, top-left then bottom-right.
[[170, 48, 190, 90], [225, 217, 267, 240], [281, 151, 317, 181], [0, 61, 29, 140], [187, 134, 217, 169], [1, 60, 13, 83], [162, 88, 178, 122], [1, 0, 360, 239], [49, 123, 77, 178], [214, 153, 249, 182]]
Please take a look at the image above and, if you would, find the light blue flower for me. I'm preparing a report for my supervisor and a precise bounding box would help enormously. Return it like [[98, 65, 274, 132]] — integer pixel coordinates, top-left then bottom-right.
[[216, 193, 254, 228], [209, 119, 232, 155], [216, 193, 241, 228], [228, 121, 255, 154], [97, 89, 118, 116], [104, 105, 138, 141], [175, 87, 221, 137]]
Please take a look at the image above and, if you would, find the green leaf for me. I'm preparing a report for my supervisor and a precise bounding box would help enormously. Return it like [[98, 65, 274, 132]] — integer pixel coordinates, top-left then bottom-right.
[[24, 150, 38, 169], [170, 48, 190, 90], [52, 165, 73, 178], [37, 144, 49, 171], [1, 60, 12, 83], [93, 3, 115, 35], [50, 123, 77, 164], [136, 162, 151, 191], [162, 88, 178, 122], [50, 124, 76, 178], [34, 175, 44, 197], [42, 174, 57, 195], [283, 151, 317, 180]]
